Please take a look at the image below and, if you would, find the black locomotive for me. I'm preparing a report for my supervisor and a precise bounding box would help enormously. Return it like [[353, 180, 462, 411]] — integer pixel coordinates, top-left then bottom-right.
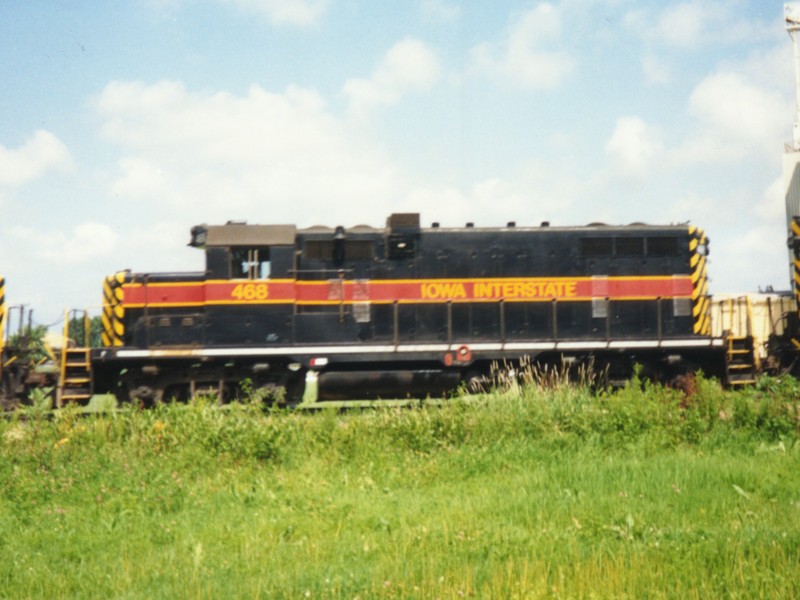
[[84, 213, 728, 404]]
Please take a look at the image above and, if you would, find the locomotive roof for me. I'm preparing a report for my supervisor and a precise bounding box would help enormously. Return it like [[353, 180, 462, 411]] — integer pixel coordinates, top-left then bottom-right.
[[294, 224, 691, 233], [190, 216, 692, 247]]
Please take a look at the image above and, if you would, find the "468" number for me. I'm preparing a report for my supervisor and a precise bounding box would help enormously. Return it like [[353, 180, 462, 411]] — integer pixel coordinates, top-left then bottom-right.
[[230, 283, 269, 301]]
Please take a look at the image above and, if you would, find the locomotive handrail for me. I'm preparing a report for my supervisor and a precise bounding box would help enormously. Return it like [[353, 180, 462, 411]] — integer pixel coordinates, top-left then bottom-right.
[[656, 298, 663, 341], [446, 300, 453, 343], [292, 268, 356, 280], [499, 298, 506, 343], [393, 301, 399, 346], [127, 271, 206, 280]]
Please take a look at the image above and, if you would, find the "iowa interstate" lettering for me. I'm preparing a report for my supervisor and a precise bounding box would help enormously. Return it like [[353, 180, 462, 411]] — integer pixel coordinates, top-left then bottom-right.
[[419, 280, 578, 300]]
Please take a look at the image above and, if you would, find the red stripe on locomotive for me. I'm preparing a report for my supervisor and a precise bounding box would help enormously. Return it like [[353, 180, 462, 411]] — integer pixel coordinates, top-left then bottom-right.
[[120, 276, 693, 308]]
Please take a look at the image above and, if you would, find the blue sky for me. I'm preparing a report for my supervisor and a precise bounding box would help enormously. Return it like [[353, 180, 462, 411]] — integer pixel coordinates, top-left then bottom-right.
[[0, 0, 793, 327]]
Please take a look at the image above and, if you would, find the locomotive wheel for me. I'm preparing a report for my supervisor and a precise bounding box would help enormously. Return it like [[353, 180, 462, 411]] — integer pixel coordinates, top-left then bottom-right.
[[248, 368, 306, 408], [131, 384, 164, 408]]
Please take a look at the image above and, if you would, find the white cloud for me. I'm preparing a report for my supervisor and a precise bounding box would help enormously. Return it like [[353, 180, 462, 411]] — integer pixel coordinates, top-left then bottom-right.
[[94, 80, 401, 224], [10, 222, 118, 264], [343, 39, 441, 117], [399, 177, 563, 228], [0, 130, 72, 187], [470, 3, 575, 90], [680, 71, 789, 163], [690, 73, 785, 141], [223, 0, 329, 26], [605, 116, 664, 174], [656, 2, 707, 49], [626, 2, 774, 51]]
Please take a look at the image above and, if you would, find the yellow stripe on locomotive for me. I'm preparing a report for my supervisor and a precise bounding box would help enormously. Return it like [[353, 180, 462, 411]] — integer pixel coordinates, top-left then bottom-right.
[[101, 271, 126, 347], [688, 227, 711, 336]]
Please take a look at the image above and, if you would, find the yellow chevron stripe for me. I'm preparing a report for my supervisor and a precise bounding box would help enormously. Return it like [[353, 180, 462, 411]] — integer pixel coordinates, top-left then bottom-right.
[[687, 229, 710, 337], [691, 259, 706, 286], [102, 281, 115, 346], [699, 259, 707, 280], [694, 318, 707, 335], [693, 297, 709, 318], [792, 220, 800, 237], [693, 296, 709, 318], [699, 301, 710, 329], [102, 273, 127, 347], [695, 263, 707, 288]]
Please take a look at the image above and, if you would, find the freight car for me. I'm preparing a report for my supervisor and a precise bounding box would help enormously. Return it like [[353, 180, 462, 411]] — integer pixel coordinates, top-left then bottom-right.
[[0, 278, 58, 409], [79, 213, 733, 405]]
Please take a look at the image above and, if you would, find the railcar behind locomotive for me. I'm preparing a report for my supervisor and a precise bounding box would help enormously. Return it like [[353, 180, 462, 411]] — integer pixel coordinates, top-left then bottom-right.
[[0, 279, 59, 409], [86, 213, 729, 404]]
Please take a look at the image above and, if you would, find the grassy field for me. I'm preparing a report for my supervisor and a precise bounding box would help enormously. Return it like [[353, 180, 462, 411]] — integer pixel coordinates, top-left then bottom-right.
[[1, 375, 799, 598]]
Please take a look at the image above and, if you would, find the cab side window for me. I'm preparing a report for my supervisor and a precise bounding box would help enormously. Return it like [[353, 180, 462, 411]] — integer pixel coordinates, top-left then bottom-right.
[[231, 247, 271, 279]]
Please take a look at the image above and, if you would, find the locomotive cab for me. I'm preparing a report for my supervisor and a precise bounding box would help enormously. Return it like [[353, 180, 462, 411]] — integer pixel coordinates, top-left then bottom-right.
[[190, 222, 297, 280]]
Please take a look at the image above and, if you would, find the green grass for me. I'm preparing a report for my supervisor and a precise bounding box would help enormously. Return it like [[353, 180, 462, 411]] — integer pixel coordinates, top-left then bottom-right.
[[1, 376, 799, 598]]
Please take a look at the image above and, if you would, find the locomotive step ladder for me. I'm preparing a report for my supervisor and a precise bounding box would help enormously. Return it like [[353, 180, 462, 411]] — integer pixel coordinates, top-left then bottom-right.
[[57, 309, 94, 406], [713, 296, 760, 387], [725, 335, 757, 386], [59, 347, 93, 405]]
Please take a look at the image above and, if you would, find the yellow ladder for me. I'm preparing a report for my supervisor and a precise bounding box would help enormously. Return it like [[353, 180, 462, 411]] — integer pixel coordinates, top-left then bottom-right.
[[725, 335, 757, 386], [58, 309, 93, 406], [721, 296, 758, 386]]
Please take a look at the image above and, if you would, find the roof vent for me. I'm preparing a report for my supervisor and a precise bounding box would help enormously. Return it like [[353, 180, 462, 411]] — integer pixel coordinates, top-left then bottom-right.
[[466, 222, 474, 228], [540, 221, 550, 227], [507, 221, 516, 228], [387, 213, 420, 229], [432, 222, 440, 228]]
